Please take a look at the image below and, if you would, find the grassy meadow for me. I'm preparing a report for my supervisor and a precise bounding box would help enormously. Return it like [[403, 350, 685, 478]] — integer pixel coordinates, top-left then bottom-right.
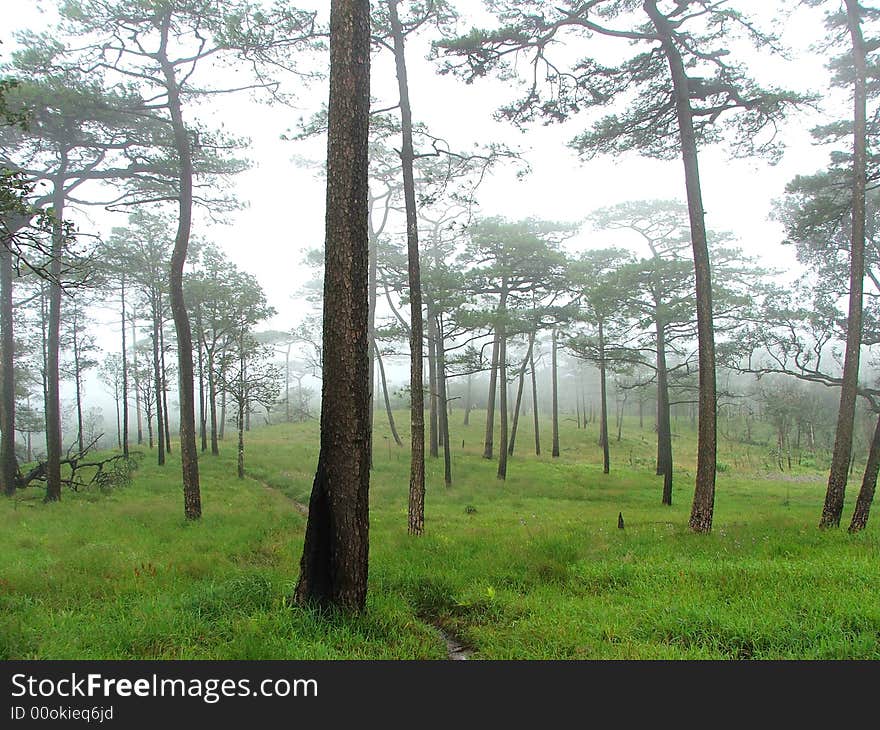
[[2, 407, 879, 660]]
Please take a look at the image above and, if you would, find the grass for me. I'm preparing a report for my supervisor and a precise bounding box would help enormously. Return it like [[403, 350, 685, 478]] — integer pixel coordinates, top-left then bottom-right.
[[2, 408, 879, 659]]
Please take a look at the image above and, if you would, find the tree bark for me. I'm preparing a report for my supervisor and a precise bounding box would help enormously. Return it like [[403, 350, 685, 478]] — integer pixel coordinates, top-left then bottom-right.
[[645, 0, 717, 533], [436, 315, 452, 486], [72, 308, 85, 454], [295, 0, 371, 611], [159, 318, 172, 453], [427, 304, 439, 458], [463, 372, 472, 426], [551, 327, 560, 458], [822, 0, 867, 528], [0, 240, 16, 496], [389, 0, 425, 536], [151, 298, 166, 466], [196, 303, 207, 452]]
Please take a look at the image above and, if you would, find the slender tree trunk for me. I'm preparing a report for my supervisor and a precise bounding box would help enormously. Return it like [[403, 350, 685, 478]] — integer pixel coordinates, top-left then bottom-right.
[[822, 0, 867, 528], [45, 178, 65, 503], [196, 303, 207, 452], [530, 339, 541, 455], [436, 315, 452, 486], [656, 313, 674, 505], [295, 0, 371, 611], [598, 319, 610, 474], [114, 382, 121, 448], [483, 332, 500, 459], [151, 300, 166, 466], [131, 316, 143, 445], [849, 411, 880, 532], [497, 285, 509, 480], [427, 305, 439, 458], [551, 328, 560, 458], [374, 342, 402, 445], [389, 0, 425, 536], [237, 334, 246, 480], [120, 276, 129, 457], [463, 372, 472, 426], [72, 309, 85, 454], [207, 349, 219, 455], [646, 0, 717, 533], [159, 319, 172, 454], [509, 331, 535, 457], [220, 372, 227, 440], [0, 241, 17, 496], [158, 15, 200, 519]]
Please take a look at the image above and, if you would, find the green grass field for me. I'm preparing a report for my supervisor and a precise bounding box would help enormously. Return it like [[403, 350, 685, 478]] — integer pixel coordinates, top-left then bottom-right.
[[2, 409, 879, 659]]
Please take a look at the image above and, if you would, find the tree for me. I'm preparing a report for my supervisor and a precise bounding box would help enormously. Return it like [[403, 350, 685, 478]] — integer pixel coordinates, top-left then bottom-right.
[[437, 0, 807, 532], [295, 0, 371, 612]]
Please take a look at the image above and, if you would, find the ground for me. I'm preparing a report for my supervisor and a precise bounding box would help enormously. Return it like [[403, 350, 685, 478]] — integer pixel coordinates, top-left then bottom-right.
[[2, 409, 879, 659]]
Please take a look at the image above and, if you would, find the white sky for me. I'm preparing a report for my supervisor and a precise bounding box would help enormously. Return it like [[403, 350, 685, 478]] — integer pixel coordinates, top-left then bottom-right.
[[2, 0, 847, 397]]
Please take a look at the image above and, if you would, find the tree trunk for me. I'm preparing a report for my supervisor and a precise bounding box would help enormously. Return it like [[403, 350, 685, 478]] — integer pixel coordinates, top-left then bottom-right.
[[120, 275, 129, 457], [822, 0, 867, 528], [598, 319, 610, 474], [0, 241, 17, 496], [72, 308, 85, 454], [463, 372, 472, 426], [530, 340, 541, 455], [483, 331, 500, 459], [646, 0, 717, 533], [436, 315, 452, 486], [656, 312, 674, 505], [497, 284, 509, 480], [159, 14, 200, 519], [374, 342, 402, 445], [45, 178, 65, 503], [207, 348, 219, 455], [509, 331, 535, 457], [131, 316, 143, 445], [158, 315, 172, 454], [151, 300, 166, 466], [427, 305, 439, 458], [551, 328, 560, 458], [849, 411, 880, 532], [196, 303, 207, 452], [237, 336, 246, 480], [389, 0, 425, 536], [295, 0, 371, 611]]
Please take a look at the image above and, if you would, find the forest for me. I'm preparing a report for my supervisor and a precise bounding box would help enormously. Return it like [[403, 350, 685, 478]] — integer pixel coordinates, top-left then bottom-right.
[[1, 0, 879, 661]]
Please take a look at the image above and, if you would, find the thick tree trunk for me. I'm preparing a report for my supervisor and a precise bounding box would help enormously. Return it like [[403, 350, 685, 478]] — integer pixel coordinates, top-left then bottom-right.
[[598, 319, 610, 474], [509, 331, 535, 457], [389, 0, 425, 536], [530, 341, 541, 455], [0, 241, 17, 496], [849, 411, 880, 532], [483, 332, 500, 458], [45, 179, 65, 503], [551, 328, 560, 458], [822, 0, 867, 528], [295, 0, 371, 611], [646, 0, 717, 533]]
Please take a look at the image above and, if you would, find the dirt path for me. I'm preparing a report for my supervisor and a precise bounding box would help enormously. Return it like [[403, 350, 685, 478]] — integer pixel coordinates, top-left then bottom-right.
[[253, 476, 309, 516]]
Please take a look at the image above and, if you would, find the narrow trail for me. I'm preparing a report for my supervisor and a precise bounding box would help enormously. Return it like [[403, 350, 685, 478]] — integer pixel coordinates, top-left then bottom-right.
[[252, 475, 309, 516]]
